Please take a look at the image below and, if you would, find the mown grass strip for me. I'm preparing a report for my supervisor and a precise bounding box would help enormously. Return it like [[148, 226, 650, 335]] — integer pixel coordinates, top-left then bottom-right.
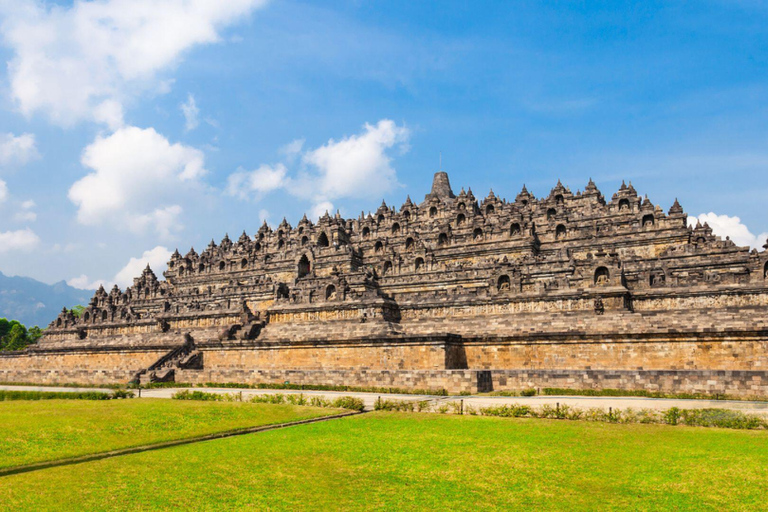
[[0, 410, 362, 478]]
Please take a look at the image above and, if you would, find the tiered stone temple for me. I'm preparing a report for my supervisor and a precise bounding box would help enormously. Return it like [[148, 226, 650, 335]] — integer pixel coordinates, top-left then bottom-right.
[[3, 172, 768, 395]]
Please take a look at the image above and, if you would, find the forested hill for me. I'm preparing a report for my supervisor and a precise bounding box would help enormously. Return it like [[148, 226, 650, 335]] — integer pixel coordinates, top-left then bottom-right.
[[0, 271, 90, 328]]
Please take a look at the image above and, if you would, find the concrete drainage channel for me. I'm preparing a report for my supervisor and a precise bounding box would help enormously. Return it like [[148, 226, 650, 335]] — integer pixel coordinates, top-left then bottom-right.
[[0, 410, 365, 478]]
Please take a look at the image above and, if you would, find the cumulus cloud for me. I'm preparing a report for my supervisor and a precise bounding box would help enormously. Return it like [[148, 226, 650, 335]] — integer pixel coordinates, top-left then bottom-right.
[[300, 119, 408, 201], [68, 245, 173, 290], [688, 213, 768, 249], [67, 274, 106, 290], [113, 245, 173, 288], [310, 201, 335, 220], [0, 132, 39, 166], [12, 199, 36, 222], [0, 179, 7, 203], [279, 138, 305, 160], [181, 93, 200, 131], [227, 163, 288, 199], [0, 0, 267, 127], [68, 126, 205, 238], [0, 228, 40, 252], [226, 119, 409, 219]]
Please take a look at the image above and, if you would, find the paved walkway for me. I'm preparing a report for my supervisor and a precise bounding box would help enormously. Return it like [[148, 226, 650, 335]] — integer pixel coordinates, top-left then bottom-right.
[[4, 385, 768, 415]]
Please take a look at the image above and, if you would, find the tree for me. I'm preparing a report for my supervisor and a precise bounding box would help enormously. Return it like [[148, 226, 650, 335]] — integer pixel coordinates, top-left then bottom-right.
[[71, 305, 85, 318], [27, 326, 43, 344], [0, 318, 43, 351], [3, 324, 28, 351]]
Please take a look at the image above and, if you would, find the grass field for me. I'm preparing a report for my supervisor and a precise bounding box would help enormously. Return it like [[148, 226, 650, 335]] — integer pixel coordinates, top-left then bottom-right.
[[2, 409, 767, 510], [0, 399, 338, 469]]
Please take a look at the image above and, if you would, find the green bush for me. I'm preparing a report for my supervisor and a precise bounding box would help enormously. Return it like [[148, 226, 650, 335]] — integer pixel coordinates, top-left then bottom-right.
[[677, 408, 767, 429], [374, 398, 767, 431], [540, 387, 753, 401], [172, 390, 236, 401], [520, 388, 537, 396], [0, 390, 133, 400], [202, 381, 448, 396]]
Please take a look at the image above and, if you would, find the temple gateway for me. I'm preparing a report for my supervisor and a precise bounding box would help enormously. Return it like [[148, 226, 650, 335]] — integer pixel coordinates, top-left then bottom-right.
[[3, 172, 768, 395]]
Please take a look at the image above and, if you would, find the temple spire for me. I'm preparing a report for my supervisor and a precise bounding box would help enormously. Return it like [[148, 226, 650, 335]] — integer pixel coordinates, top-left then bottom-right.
[[428, 171, 455, 200]]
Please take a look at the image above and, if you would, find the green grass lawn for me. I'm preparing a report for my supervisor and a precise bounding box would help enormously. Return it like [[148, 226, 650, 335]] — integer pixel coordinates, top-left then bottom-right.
[[2, 411, 767, 511], [0, 398, 338, 469]]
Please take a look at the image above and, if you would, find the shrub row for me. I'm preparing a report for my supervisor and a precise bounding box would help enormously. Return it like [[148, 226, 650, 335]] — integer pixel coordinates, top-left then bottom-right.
[[373, 398, 768, 430], [171, 390, 365, 412], [0, 389, 134, 400], [199, 381, 448, 396], [249, 393, 365, 412], [540, 387, 757, 401], [0, 381, 126, 389]]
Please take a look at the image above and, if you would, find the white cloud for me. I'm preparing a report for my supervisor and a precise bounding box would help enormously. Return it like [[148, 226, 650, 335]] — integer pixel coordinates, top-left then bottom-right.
[[13, 200, 36, 222], [0, 0, 267, 127], [227, 163, 288, 199], [67, 274, 106, 290], [69, 245, 173, 290], [0, 179, 7, 203], [688, 213, 768, 249], [0, 132, 39, 166], [113, 245, 173, 288], [300, 119, 408, 201], [279, 138, 305, 160], [181, 93, 200, 131], [68, 126, 205, 237], [0, 228, 40, 252], [93, 99, 125, 131], [310, 201, 335, 220], [225, 120, 409, 215], [132, 205, 183, 239], [258, 209, 269, 223]]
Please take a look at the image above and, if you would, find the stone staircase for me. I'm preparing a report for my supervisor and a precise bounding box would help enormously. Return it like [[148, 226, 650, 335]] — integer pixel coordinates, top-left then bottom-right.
[[135, 334, 202, 385]]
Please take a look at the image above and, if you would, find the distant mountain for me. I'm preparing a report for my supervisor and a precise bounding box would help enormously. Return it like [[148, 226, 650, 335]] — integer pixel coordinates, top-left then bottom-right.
[[0, 271, 91, 328]]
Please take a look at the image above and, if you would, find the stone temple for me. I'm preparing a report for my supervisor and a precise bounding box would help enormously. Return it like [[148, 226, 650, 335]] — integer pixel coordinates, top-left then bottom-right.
[[3, 172, 768, 395]]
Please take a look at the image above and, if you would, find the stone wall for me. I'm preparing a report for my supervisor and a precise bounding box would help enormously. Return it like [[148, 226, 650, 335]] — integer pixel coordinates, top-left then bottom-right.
[[0, 349, 169, 385], [175, 368, 481, 394], [488, 369, 768, 399], [173, 367, 768, 397], [196, 337, 456, 371]]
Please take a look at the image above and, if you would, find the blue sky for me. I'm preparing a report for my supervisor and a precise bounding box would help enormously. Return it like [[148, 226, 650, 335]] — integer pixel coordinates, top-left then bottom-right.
[[0, 0, 766, 288]]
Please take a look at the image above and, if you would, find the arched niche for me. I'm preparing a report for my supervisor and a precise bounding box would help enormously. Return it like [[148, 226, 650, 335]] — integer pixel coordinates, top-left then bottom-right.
[[642, 214, 655, 227], [317, 232, 329, 247], [619, 198, 630, 211], [556, 224, 567, 239], [594, 267, 610, 286], [438, 233, 448, 246], [415, 257, 425, 271], [510, 223, 521, 236], [297, 255, 311, 278], [497, 275, 511, 291]]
